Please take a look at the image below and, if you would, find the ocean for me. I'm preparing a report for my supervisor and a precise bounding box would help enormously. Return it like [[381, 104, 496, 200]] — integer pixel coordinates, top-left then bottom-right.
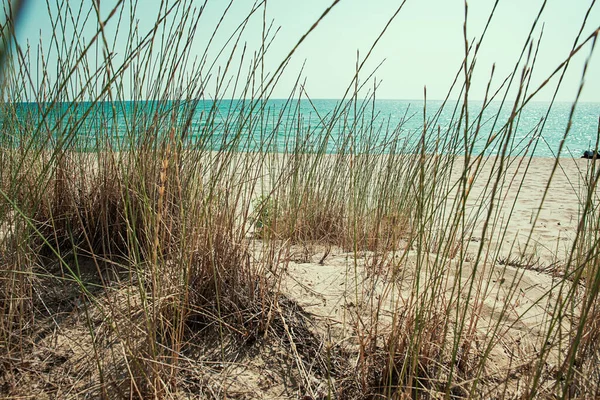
[[5, 99, 599, 158]]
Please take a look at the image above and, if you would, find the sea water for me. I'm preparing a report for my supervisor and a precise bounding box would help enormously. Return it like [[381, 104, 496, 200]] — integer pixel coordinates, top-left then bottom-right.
[[5, 99, 599, 157]]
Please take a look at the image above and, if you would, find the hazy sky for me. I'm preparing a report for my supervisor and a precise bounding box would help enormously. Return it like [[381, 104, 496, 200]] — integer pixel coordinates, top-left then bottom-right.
[[15, 0, 600, 102]]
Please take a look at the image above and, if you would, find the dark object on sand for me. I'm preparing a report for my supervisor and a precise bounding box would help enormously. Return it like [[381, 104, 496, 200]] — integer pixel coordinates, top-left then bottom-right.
[[582, 150, 599, 160]]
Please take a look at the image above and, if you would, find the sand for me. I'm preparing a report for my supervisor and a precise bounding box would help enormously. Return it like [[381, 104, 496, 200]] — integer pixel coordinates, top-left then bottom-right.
[[3, 154, 599, 398], [273, 155, 600, 397], [459, 156, 598, 265]]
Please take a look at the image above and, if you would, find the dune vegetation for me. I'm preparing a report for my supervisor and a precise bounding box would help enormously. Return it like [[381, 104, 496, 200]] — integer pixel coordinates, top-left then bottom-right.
[[1, 0, 599, 398]]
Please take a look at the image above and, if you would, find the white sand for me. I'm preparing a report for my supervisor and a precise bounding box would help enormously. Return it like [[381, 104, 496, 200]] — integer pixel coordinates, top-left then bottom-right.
[[275, 156, 599, 397]]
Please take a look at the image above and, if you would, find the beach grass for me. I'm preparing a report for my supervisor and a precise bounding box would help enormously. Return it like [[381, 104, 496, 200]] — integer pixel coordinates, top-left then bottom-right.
[[1, 0, 600, 398]]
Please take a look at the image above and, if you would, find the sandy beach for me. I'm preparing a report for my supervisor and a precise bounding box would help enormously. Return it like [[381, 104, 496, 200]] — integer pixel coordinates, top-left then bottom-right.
[[3, 150, 599, 399], [458, 156, 598, 264], [263, 155, 599, 398]]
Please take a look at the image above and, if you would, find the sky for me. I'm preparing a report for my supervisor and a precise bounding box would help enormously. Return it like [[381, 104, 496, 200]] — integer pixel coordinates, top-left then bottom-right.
[[12, 0, 600, 102]]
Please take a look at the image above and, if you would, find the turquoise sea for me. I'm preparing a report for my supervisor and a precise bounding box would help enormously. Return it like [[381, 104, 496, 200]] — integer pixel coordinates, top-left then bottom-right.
[[5, 99, 600, 158]]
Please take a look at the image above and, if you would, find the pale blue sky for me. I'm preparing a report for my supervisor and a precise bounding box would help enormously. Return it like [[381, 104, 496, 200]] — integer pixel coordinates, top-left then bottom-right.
[[14, 0, 600, 102]]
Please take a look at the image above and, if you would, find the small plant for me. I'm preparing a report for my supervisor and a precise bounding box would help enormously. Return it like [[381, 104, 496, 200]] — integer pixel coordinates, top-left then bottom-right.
[[251, 194, 276, 239]]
